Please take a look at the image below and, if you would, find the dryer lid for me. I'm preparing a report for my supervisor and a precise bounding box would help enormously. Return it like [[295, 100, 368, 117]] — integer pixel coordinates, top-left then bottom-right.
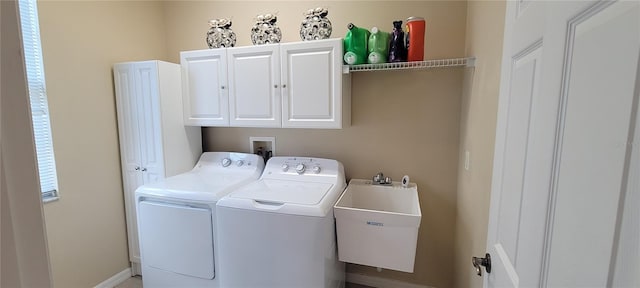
[[136, 171, 256, 202], [229, 179, 333, 206]]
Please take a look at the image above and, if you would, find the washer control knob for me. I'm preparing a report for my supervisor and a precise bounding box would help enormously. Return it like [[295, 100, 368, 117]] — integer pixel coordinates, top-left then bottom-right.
[[295, 163, 306, 174], [312, 166, 321, 174], [236, 160, 244, 167], [221, 158, 232, 167], [281, 164, 289, 172]]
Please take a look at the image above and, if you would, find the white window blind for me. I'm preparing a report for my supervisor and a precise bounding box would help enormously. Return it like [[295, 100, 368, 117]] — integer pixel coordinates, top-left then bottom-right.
[[18, 0, 59, 201]]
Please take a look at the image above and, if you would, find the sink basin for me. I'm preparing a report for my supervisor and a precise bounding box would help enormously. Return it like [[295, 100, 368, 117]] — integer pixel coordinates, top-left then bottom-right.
[[333, 179, 421, 273]]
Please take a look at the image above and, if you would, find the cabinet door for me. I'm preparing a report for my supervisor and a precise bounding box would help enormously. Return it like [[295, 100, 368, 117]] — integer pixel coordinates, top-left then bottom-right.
[[181, 49, 229, 126], [280, 38, 343, 128], [113, 63, 145, 265], [228, 45, 281, 127], [134, 62, 165, 184]]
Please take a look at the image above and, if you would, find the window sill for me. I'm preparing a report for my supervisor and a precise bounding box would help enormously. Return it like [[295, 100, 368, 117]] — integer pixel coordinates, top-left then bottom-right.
[[43, 196, 59, 204]]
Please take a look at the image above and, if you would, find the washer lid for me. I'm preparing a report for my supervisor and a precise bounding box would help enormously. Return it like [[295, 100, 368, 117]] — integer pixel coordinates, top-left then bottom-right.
[[229, 179, 334, 206]]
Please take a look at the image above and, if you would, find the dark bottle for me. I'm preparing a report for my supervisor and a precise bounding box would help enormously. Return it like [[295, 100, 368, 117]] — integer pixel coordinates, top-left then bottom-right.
[[388, 20, 407, 62]]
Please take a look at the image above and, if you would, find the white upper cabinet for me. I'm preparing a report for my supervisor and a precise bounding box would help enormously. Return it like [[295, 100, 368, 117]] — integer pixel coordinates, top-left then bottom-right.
[[227, 44, 281, 127], [180, 49, 229, 126], [180, 38, 349, 129], [280, 38, 346, 129]]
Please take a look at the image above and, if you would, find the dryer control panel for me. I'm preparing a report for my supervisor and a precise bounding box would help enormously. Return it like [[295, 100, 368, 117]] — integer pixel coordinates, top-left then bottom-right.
[[195, 152, 264, 172]]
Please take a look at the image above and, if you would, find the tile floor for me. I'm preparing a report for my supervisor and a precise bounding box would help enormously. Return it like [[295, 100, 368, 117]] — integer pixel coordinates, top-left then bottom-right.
[[114, 276, 372, 288], [114, 276, 141, 288]]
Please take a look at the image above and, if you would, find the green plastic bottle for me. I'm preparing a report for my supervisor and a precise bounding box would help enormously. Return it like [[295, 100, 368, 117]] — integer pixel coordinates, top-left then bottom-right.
[[343, 23, 370, 65], [367, 27, 390, 64]]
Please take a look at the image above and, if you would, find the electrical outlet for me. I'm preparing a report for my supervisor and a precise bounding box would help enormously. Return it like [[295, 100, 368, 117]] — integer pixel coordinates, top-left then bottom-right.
[[464, 150, 470, 171]]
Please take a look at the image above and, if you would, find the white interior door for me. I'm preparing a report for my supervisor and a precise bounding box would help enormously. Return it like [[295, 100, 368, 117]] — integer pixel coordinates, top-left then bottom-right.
[[484, 1, 640, 287]]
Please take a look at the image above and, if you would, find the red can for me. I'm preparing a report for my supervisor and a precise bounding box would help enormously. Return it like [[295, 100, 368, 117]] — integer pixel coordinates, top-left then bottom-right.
[[406, 17, 426, 62]]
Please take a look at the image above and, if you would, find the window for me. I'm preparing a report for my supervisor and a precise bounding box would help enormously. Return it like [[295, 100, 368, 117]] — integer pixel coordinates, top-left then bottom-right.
[[18, 0, 59, 202]]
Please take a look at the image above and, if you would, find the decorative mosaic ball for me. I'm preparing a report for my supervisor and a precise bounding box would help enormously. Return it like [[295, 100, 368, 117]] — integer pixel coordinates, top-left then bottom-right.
[[300, 7, 332, 41], [251, 14, 282, 45], [206, 18, 237, 48]]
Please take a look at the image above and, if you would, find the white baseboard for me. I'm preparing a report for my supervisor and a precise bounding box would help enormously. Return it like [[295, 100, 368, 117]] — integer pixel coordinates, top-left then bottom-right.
[[346, 273, 436, 288], [94, 268, 133, 288]]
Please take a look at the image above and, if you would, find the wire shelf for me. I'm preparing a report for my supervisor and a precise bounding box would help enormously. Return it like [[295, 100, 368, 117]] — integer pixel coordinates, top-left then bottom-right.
[[345, 57, 475, 73]]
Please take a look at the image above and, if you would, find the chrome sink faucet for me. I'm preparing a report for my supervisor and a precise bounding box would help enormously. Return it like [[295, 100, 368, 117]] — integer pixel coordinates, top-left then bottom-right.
[[372, 172, 392, 185]]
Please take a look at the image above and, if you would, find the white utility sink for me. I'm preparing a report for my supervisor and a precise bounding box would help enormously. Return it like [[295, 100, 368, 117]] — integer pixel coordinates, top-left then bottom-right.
[[333, 179, 422, 273]]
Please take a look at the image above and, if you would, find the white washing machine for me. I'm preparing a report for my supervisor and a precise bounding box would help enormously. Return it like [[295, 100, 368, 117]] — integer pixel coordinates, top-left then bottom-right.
[[216, 156, 346, 288], [135, 152, 264, 288]]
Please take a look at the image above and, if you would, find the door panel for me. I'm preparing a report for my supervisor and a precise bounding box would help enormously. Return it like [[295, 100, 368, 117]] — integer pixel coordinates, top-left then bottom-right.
[[113, 64, 145, 264], [181, 50, 229, 126], [546, 2, 640, 286], [281, 39, 343, 128], [228, 45, 281, 127], [123, 166, 143, 264], [286, 51, 332, 118], [114, 65, 142, 174], [490, 44, 544, 288], [134, 63, 165, 184], [611, 93, 640, 287]]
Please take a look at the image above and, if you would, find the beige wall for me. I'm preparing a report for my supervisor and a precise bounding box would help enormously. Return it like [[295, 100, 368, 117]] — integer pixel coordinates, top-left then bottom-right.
[[37, 1, 168, 287], [454, 1, 505, 287], [29, 1, 507, 287], [163, 1, 466, 287], [163, 1, 466, 62]]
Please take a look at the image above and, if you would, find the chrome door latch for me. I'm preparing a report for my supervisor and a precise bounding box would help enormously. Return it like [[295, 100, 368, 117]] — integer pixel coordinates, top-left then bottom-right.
[[472, 253, 491, 276]]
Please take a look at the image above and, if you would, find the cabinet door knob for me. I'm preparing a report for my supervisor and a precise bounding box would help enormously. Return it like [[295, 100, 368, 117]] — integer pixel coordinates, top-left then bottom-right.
[[282, 84, 287, 88], [221, 85, 226, 89], [274, 84, 278, 88], [141, 168, 147, 172]]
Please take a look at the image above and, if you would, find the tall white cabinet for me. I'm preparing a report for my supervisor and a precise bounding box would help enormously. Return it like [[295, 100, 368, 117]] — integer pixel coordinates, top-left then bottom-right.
[[113, 60, 202, 275], [180, 38, 350, 129]]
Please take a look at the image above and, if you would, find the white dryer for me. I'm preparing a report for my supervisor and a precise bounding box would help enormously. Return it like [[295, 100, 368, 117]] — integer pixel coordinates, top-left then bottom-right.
[[135, 152, 264, 287], [216, 156, 346, 288]]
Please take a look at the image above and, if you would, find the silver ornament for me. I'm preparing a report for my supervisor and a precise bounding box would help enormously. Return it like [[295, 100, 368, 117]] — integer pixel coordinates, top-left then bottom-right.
[[251, 13, 282, 45], [206, 18, 237, 48], [300, 7, 332, 41]]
